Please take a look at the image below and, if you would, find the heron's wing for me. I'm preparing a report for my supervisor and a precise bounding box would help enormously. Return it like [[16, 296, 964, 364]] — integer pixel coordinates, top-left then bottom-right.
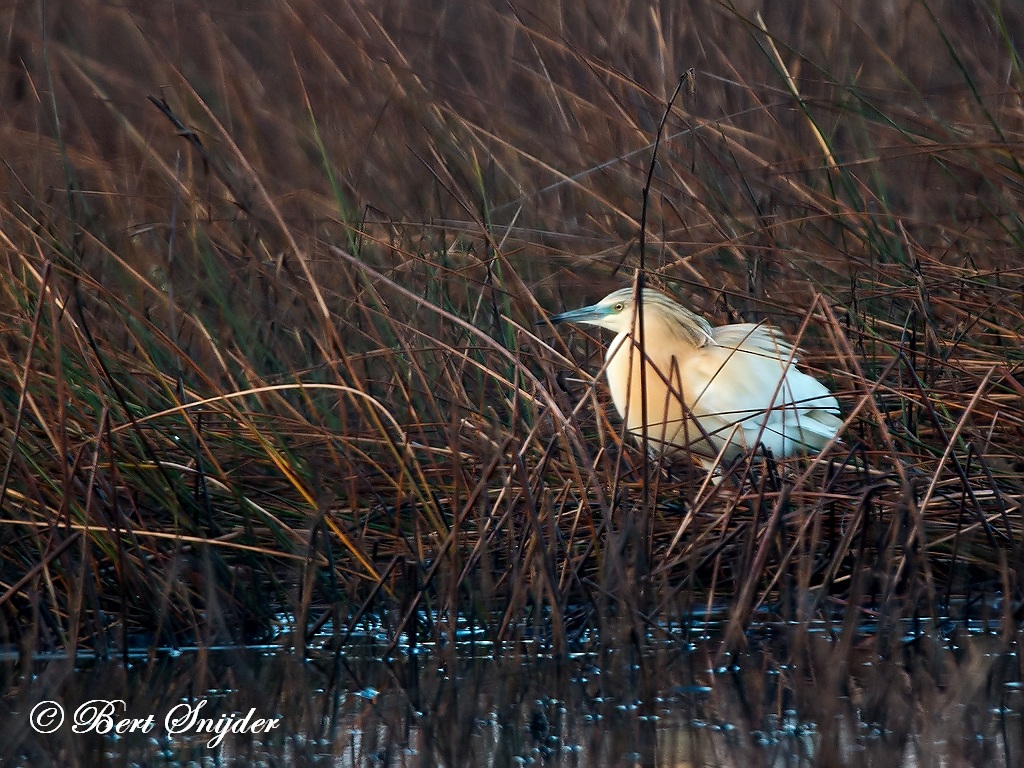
[[711, 323, 798, 361], [708, 323, 839, 416], [681, 343, 840, 451]]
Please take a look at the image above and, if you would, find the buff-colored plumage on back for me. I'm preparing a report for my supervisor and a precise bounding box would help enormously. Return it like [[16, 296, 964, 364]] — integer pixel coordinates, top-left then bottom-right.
[[551, 288, 842, 473]]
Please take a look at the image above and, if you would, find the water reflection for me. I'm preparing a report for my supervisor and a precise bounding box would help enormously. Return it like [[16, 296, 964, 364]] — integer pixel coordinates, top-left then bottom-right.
[[1, 629, 1020, 766]]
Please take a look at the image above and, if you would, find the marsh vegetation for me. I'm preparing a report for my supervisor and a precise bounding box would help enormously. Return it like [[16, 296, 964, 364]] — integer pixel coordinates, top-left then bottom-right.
[[1, 0, 1023, 764]]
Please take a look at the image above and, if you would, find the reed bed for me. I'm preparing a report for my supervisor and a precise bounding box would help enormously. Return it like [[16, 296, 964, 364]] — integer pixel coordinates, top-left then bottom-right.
[[0, 0, 1022, 657]]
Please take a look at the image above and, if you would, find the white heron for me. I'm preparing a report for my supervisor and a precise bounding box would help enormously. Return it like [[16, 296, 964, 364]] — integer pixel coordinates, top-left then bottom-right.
[[550, 287, 842, 473]]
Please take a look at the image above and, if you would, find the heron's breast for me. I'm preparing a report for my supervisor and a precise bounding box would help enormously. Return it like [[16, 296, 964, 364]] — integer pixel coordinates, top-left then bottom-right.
[[604, 333, 696, 428]]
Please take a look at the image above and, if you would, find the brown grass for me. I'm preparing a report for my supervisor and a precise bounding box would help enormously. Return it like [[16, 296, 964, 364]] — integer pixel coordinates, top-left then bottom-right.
[[0, 0, 1022, 656]]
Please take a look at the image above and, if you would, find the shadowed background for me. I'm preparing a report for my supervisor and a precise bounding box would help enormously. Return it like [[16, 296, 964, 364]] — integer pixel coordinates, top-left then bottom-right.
[[0, 0, 1022, 654]]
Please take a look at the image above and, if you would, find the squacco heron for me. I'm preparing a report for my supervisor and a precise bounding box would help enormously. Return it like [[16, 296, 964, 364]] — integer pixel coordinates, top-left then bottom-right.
[[550, 288, 842, 474]]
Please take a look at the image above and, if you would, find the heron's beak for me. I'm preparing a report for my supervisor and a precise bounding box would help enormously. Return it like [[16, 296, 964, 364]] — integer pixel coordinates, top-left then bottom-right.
[[548, 303, 608, 326]]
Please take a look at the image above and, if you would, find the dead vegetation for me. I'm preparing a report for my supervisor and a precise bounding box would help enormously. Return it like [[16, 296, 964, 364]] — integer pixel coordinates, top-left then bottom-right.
[[0, 0, 1022, 656]]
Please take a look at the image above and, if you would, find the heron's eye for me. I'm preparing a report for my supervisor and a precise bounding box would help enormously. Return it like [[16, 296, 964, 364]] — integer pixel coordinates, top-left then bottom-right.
[[612, 302, 625, 312]]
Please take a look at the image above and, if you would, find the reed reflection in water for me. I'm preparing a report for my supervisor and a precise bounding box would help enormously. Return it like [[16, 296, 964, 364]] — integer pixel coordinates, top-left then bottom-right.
[[1, 626, 1020, 767]]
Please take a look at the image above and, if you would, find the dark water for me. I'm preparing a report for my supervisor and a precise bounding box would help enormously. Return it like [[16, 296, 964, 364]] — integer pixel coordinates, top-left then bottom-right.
[[1, 623, 1020, 767]]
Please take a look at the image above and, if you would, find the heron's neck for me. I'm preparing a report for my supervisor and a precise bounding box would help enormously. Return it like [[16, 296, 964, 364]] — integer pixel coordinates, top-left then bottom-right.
[[623, 313, 711, 351], [605, 316, 706, 365]]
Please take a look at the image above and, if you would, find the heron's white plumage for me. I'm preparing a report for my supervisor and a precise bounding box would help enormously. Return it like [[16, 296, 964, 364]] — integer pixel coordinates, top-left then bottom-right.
[[551, 288, 842, 473]]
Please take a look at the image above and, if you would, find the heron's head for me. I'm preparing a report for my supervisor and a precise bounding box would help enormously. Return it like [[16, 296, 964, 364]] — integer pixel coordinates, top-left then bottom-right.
[[550, 288, 713, 344]]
